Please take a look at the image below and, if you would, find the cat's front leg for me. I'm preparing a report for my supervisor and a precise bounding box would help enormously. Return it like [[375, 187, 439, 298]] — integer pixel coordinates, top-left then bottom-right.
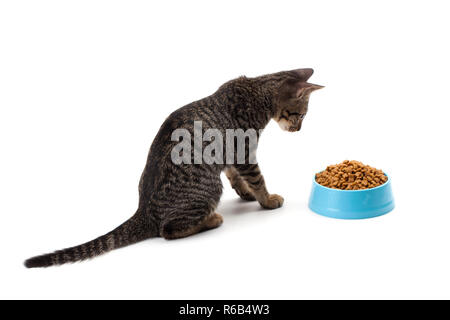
[[233, 164, 284, 209], [224, 166, 256, 201]]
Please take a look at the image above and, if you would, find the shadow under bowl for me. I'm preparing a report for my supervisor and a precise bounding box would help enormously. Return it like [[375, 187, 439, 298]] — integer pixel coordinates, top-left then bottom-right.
[[308, 174, 395, 219]]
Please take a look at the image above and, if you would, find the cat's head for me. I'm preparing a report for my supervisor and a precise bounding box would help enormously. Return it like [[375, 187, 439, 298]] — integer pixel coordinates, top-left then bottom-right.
[[271, 68, 324, 132]]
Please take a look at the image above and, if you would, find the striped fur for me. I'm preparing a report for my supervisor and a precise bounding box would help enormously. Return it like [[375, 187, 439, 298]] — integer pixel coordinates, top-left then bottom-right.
[[25, 211, 156, 268], [25, 68, 322, 268]]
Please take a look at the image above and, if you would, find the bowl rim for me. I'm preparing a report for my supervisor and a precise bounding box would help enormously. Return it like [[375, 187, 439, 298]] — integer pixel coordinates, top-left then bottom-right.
[[312, 172, 390, 193]]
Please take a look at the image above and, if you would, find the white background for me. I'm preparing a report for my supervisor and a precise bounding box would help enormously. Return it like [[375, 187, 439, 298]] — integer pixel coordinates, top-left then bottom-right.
[[1, 0, 449, 299]]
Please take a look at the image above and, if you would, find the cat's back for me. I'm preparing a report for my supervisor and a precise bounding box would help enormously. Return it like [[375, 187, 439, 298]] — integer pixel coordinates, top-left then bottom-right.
[[158, 94, 232, 135], [140, 96, 226, 191]]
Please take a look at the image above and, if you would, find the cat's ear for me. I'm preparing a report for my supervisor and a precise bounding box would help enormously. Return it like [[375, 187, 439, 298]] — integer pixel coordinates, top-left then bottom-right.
[[292, 68, 314, 81], [296, 83, 325, 97]]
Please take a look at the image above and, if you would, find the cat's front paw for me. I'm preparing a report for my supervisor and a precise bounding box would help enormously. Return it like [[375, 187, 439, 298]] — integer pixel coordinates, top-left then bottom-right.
[[261, 194, 284, 209]]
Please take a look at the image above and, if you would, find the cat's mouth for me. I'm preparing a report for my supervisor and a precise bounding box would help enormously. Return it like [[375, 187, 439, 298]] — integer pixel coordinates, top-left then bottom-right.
[[277, 118, 303, 132], [288, 122, 302, 132]]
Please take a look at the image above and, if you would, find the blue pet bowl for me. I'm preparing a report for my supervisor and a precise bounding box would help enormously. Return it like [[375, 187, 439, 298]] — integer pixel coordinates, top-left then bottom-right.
[[308, 174, 395, 219]]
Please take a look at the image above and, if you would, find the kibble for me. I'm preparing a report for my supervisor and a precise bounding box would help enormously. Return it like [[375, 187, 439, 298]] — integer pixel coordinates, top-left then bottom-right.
[[315, 160, 388, 190]]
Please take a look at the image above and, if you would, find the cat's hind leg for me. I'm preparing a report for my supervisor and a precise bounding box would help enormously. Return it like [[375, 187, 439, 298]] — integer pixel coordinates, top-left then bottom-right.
[[160, 211, 223, 240]]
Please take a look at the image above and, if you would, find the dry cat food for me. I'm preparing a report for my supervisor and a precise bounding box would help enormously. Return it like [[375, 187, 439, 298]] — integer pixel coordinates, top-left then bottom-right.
[[315, 160, 388, 190]]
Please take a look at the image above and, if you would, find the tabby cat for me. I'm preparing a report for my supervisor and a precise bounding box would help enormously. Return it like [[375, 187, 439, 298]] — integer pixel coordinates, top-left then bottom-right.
[[25, 68, 323, 268]]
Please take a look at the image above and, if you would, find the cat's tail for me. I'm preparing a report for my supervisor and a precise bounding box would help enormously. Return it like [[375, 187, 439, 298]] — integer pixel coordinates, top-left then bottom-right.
[[24, 210, 157, 268]]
